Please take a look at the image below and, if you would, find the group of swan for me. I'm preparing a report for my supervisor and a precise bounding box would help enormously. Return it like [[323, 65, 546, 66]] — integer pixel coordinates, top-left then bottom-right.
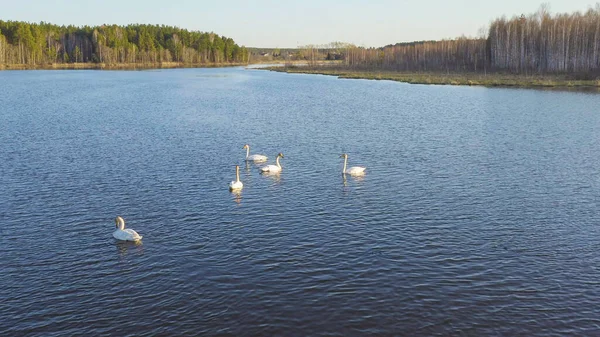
[[113, 145, 365, 242], [243, 144, 284, 172], [230, 144, 366, 190], [230, 144, 286, 191]]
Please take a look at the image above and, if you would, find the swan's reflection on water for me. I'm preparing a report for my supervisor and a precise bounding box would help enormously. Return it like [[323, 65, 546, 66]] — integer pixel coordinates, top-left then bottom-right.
[[230, 189, 243, 204], [350, 174, 365, 183], [342, 173, 366, 184], [244, 161, 252, 172], [342, 173, 366, 195], [261, 171, 282, 184], [115, 240, 144, 263]]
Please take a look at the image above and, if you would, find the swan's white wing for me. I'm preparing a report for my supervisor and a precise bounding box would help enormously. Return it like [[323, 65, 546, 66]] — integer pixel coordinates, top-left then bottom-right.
[[229, 181, 243, 190], [247, 154, 268, 162], [125, 229, 142, 241], [114, 230, 135, 241], [347, 166, 366, 175], [260, 164, 281, 172], [112, 230, 123, 240], [119, 228, 142, 241]]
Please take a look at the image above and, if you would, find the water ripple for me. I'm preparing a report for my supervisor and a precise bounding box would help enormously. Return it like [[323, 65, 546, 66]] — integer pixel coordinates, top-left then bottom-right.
[[1, 69, 600, 335]]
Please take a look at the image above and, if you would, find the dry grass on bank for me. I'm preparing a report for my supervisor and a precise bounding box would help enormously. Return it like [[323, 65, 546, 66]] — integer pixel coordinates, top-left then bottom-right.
[[265, 66, 600, 89]]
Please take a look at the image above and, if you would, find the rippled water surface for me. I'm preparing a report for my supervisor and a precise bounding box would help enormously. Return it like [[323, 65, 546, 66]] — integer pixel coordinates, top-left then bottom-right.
[[2, 68, 600, 336]]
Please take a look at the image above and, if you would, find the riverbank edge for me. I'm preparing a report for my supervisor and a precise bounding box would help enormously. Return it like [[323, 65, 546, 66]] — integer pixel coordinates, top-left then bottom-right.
[[264, 66, 600, 89], [0, 62, 248, 70]]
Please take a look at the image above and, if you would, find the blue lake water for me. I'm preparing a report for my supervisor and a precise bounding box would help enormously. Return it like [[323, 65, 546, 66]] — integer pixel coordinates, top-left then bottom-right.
[[1, 67, 600, 336]]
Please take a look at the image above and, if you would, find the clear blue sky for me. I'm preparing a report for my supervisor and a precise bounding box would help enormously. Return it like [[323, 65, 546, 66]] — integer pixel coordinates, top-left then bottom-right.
[[2, 0, 598, 48]]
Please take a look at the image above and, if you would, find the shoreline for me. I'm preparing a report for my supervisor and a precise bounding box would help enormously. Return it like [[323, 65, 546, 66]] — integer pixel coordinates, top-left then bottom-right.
[[4, 62, 599, 91], [0, 60, 335, 71], [0, 62, 248, 71], [263, 66, 600, 90]]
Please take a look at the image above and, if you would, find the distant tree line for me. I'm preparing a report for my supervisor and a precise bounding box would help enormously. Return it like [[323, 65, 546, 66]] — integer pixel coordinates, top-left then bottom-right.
[[0, 21, 249, 65], [332, 5, 600, 75], [247, 43, 351, 63], [489, 4, 600, 74], [343, 38, 487, 73]]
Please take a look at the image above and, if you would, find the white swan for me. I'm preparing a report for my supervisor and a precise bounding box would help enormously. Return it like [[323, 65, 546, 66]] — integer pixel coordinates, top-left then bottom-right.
[[113, 216, 142, 241], [229, 165, 244, 190], [260, 153, 284, 173], [243, 144, 268, 162], [340, 153, 366, 175]]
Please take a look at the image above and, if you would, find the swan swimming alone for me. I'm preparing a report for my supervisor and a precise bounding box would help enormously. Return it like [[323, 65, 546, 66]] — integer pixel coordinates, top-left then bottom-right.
[[340, 153, 366, 176], [113, 216, 143, 242], [229, 165, 244, 190], [243, 144, 268, 162], [260, 153, 284, 173]]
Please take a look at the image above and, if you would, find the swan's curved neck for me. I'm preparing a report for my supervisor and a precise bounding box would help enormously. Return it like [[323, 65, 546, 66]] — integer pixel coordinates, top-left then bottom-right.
[[245, 146, 250, 158], [116, 217, 125, 230], [235, 166, 240, 182], [342, 156, 348, 173], [276, 156, 281, 168]]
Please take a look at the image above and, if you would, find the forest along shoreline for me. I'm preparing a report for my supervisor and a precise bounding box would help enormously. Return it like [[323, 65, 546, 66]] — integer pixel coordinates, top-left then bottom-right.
[[0, 22, 250, 70], [262, 5, 600, 91], [264, 65, 600, 90], [0, 62, 248, 70], [2, 5, 600, 90]]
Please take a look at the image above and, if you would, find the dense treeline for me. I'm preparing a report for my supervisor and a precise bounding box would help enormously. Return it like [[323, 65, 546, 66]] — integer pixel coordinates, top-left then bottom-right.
[[339, 5, 600, 75], [0, 21, 249, 65], [344, 38, 487, 72], [489, 4, 600, 73]]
